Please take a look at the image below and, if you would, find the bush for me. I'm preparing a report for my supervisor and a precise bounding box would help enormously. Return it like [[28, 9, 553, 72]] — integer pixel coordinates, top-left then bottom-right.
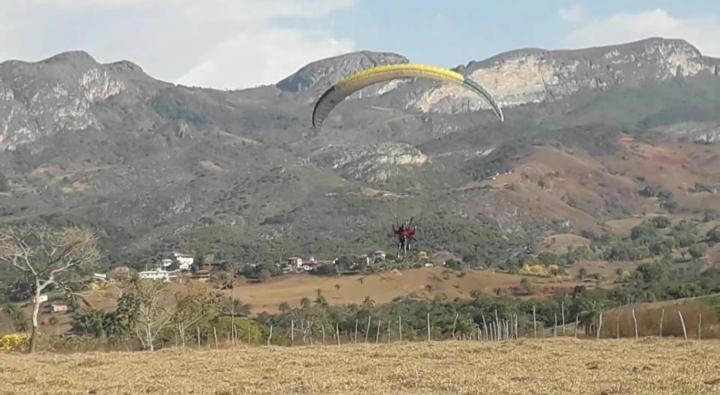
[[647, 216, 671, 229], [688, 243, 707, 259], [0, 333, 29, 352], [708, 227, 720, 245]]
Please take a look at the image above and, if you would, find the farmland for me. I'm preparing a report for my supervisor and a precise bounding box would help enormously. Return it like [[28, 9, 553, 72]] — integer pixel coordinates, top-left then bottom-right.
[[229, 267, 585, 313], [1, 339, 718, 394]]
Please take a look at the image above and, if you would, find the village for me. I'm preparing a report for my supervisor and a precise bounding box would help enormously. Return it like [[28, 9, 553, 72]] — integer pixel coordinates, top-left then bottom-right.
[[125, 249, 437, 283]]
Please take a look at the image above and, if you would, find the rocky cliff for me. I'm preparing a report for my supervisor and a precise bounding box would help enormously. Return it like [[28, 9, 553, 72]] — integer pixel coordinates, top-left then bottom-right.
[[0, 51, 163, 150]]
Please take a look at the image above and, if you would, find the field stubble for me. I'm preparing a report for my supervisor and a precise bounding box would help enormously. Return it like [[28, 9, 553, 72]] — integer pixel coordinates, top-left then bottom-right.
[[1, 338, 719, 394]]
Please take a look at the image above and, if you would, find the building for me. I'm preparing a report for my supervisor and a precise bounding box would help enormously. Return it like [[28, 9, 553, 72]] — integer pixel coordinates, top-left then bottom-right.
[[138, 269, 175, 282], [287, 257, 303, 270], [373, 250, 387, 262], [50, 303, 69, 313], [91, 273, 107, 283], [173, 253, 195, 271], [300, 262, 317, 272]]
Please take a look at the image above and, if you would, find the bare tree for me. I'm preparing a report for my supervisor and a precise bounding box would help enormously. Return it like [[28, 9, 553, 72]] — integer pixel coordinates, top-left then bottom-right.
[[127, 279, 175, 351], [0, 226, 100, 352]]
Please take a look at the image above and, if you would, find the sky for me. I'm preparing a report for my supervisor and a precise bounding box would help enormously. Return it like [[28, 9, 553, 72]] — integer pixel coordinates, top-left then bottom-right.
[[1, 0, 720, 89]]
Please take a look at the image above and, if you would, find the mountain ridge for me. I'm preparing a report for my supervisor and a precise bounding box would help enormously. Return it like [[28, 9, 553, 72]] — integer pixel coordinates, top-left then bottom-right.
[[1, 37, 719, 266]]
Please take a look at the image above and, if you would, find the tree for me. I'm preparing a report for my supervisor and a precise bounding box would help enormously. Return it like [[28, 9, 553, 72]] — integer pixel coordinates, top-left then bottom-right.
[[126, 279, 174, 351], [708, 226, 720, 245], [688, 243, 707, 260], [0, 172, 9, 193], [171, 282, 224, 347], [519, 277, 534, 295], [578, 267, 588, 280], [0, 226, 100, 352], [647, 216, 671, 229], [578, 298, 604, 336]]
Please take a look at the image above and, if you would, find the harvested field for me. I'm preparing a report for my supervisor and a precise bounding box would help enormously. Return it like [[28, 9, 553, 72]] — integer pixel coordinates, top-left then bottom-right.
[[1, 339, 719, 394], [229, 267, 578, 313]]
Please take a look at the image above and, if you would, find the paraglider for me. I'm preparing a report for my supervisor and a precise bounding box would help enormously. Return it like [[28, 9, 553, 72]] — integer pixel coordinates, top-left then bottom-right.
[[392, 218, 417, 259], [312, 64, 504, 128]]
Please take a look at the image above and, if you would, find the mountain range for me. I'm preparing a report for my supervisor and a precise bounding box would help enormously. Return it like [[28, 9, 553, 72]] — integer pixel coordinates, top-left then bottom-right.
[[1, 37, 719, 267]]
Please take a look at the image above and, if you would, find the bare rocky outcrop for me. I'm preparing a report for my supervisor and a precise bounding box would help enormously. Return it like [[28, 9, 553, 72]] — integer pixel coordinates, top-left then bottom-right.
[[277, 51, 408, 94], [406, 38, 719, 113], [311, 142, 427, 183]]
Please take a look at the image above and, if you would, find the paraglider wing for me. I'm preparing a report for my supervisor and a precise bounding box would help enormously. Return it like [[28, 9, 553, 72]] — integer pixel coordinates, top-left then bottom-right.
[[312, 64, 504, 128]]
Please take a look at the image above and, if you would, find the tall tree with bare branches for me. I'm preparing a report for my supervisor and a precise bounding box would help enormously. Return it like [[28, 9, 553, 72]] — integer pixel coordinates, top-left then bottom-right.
[[125, 279, 174, 352], [0, 226, 101, 352]]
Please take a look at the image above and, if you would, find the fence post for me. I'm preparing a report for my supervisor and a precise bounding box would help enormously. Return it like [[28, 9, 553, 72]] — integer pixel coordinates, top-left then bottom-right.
[[376, 320, 381, 343], [321, 325, 326, 345], [266, 325, 272, 346], [399, 316, 403, 342], [354, 319, 359, 343], [494, 310, 500, 341], [561, 301, 566, 335], [698, 313, 702, 341], [481, 313, 488, 341], [554, 313, 557, 337], [533, 305, 537, 338], [197, 326, 201, 347], [291, 320, 294, 346], [678, 311, 688, 340], [365, 316, 372, 343], [214, 327, 219, 349], [631, 309, 638, 340], [616, 313, 620, 340], [451, 312, 458, 340], [427, 312, 431, 342], [596, 312, 603, 340], [574, 314, 579, 338], [336, 322, 340, 346], [659, 309, 664, 338]]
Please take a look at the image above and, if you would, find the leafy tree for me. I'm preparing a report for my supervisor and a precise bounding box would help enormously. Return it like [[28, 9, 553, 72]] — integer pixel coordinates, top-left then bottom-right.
[[278, 302, 291, 313], [708, 226, 720, 245], [537, 252, 560, 266], [171, 283, 225, 347], [647, 216, 671, 229], [578, 267, 588, 280], [688, 243, 707, 260], [630, 223, 658, 244], [0, 172, 9, 193]]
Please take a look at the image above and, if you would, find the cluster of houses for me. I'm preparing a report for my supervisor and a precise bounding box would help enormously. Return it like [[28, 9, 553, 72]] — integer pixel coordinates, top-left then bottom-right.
[[126, 249, 400, 282], [137, 252, 195, 282]]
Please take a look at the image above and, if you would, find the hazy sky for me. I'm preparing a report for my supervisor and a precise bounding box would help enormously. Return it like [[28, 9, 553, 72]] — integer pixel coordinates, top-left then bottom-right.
[[2, 0, 720, 89]]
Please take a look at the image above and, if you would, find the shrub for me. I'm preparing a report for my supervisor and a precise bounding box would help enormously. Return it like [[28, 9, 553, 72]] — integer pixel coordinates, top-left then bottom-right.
[[0, 333, 29, 352]]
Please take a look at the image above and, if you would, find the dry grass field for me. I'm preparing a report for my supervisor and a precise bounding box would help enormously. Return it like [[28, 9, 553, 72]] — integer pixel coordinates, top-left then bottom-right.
[[1, 339, 719, 394], [229, 267, 582, 313]]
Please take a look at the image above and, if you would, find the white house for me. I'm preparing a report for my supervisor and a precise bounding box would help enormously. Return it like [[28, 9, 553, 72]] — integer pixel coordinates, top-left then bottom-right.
[[50, 303, 69, 313], [172, 253, 195, 271], [288, 257, 303, 270], [139, 269, 175, 282]]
